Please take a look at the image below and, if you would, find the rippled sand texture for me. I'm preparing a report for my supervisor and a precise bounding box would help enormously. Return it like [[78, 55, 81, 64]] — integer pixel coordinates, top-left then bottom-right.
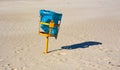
[[0, 0, 120, 70]]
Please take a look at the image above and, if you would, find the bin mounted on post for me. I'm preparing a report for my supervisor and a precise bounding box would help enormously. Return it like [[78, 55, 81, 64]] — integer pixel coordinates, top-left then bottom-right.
[[39, 9, 62, 54]]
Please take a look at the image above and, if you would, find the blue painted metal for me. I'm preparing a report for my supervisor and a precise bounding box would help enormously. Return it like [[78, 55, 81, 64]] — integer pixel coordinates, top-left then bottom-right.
[[40, 9, 62, 35]]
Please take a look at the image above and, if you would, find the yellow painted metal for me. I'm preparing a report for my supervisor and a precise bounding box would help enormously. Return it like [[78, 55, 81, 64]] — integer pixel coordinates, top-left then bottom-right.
[[44, 36, 49, 54], [49, 20, 54, 34], [39, 21, 56, 37], [39, 20, 61, 54], [40, 22, 49, 26], [39, 32, 55, 37], [49, 20, 54, 28]]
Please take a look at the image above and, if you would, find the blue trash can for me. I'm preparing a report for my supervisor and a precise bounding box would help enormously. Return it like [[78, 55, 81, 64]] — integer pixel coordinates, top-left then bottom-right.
[[40, 9, 62, 35]]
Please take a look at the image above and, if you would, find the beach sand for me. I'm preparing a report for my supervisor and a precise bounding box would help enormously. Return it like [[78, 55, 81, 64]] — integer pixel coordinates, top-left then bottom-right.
[[0, 0, 120, 70]]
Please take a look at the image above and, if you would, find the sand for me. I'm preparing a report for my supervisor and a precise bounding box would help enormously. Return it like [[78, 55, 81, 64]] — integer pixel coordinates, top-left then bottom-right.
[[0, 0, 120, 70]]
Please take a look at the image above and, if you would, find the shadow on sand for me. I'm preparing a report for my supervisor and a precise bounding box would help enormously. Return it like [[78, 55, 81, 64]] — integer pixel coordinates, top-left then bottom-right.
[[49, 41, 102, 53], [61, 41, 102, 50]]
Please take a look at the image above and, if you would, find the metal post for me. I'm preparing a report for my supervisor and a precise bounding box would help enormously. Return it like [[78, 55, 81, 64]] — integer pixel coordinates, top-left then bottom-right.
[[44, 36, 49, 54]]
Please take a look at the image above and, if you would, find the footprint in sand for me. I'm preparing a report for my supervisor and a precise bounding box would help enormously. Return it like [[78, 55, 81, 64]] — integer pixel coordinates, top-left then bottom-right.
[[14, 48, 24, 54], [57, 52, 67, 55], [11, 68, 17, 70], [0, 58, 4, 62], [108, 61, 120, 67], [7, 63, 26, 70], [51, 51, 67, 56], [58, 58, 68, 62]]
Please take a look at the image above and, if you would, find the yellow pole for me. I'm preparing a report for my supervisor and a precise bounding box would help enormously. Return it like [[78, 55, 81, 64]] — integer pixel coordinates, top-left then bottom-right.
[[44, 20, 54, 54], [44, 36, 49, 54]]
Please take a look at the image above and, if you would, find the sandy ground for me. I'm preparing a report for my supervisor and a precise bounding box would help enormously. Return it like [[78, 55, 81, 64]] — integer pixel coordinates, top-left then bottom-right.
[[0, 0, 120, 70]]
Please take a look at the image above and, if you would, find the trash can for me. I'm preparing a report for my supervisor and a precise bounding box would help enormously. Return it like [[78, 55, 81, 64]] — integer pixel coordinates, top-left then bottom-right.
[[40, 9, 62, 35]]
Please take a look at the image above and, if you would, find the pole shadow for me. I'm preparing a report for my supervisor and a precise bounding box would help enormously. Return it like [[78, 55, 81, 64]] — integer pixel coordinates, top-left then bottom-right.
[[49, 41, 102, 53], [61, 41, 102, 50]]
